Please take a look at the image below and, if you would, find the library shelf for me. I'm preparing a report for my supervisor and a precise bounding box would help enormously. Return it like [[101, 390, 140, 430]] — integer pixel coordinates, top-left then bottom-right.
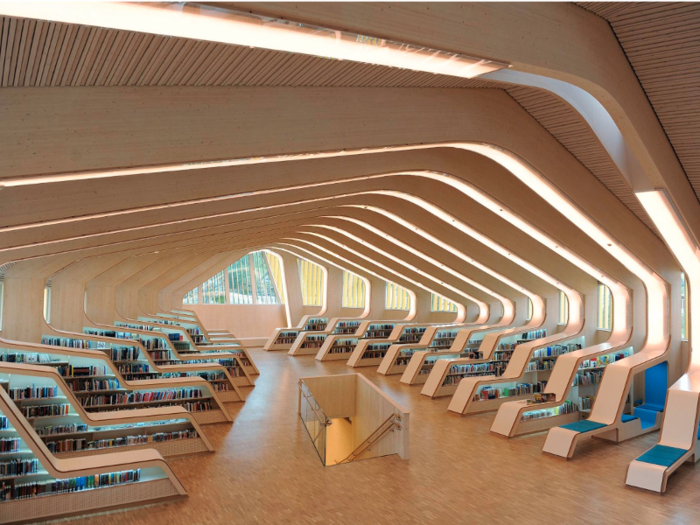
[[288, 318, 365, 357], [377, 325, 473, 376], [0, 387, 187, 525], [263, 315, 329, 351], [490, 338, 637, 438], [420, 326, 548, 399], [1, 362, 213, 459], [543, 354, 669, 459], [447, 328, 585, 416], [399, 323, 514, 386], [0, 341, 233, 426], [78, 325, 252, 393], [345, 323, 420, 369]]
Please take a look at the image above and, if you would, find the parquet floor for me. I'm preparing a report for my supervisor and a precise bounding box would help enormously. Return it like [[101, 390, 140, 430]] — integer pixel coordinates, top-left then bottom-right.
[[48, 349, 700, 525]]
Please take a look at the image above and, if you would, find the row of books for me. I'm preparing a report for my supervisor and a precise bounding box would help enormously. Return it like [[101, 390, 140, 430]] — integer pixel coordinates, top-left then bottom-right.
[[0, 353, 56, 364], [303, 319, 328, 331], [580, 351, 630, 369], [0, 458, 39, 477], [79, 388, 205, 407], [526, 360, 558, 372], [473, 381, 547, 401], [444, 362, 507, 384], [45, 435, 146, 453], [83, 400, 213, 413], [111, 348, 140, 361], [518, 329, 547, 341], [300, 335, 327, 349], [0, 438, 20, 454], [68, 379, 121, 392], [9, 385, 59, 401], [363, 329, 394, 339], [21, 404, 71, 418], [117, 363, 151, 374], [117, 322, 154, 331], [532, 343, 582, 359], [520, 400, 578, 421], [0, 417, 7, 430], [147, 350, 172, 361], [329, 345, 355, 354], [579, 395, 596, 411], [140, 338, 169, 350], [274, 336, 297, 345], [41, 337, 104, 350], [573, 370, 604, 387], [56, 365, 107, 378], [2, 469, 142, 501], [360, 350, 390, 360], [333, 321, 361, 334], [36, 423, 89, 436]]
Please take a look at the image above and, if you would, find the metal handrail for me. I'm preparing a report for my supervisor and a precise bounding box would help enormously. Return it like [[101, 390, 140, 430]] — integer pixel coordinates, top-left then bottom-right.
[[298, 380, 332, 427], [336, 413, 401, 464]]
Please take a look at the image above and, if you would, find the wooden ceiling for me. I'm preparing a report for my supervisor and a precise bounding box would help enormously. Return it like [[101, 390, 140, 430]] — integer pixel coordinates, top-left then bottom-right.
[[579, 2, 700, 210], [3, 4, 695, 240]]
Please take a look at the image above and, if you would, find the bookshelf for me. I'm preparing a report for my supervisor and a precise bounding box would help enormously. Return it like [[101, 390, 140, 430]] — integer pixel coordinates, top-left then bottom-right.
[[420, 328, 547, 398], [0, 343, 233, 426], [491, 343, 637, 438], [377, 326, 466, 376], [118, 320, 258, 376], [491, 346, 634, 438], [263, 316, 329, 351], [288, 318, 365, 356], [137, 316, 250, 355], [344, 323, 406, 368], [1, 362, 213, 459], [81, 327, 253, 391], [0, 387, 187, 524], [447, 333, 586, 415], [399, 326, 499, 386]]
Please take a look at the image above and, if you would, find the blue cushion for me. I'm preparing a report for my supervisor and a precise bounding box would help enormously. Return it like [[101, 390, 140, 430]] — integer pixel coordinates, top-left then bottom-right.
[[559, 420, 607, 433], [621, 414, 638, 423], [637, 403, 665, 413], [636, 445, 687, 467], [634, 406, 661, 430]]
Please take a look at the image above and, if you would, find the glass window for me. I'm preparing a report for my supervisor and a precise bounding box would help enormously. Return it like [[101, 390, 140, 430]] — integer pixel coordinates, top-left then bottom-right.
[[43, 285, 51, 323], [298, 259, 324, 306], [342, 271, 366, 308], [202, 271, 226, 304], [597, 282, 612, 330], [253, 251, 279, 305], [0, 281, 4, 330], [558, 290, 569, 325], [526, 298, 533, 321], [385, 282, 411, 311], [681, 272, 688, 341], [431, 293, 457, 312], [227, 255, 253, 305], [265, 252, 286, 304], [183, 287, 199, 305]]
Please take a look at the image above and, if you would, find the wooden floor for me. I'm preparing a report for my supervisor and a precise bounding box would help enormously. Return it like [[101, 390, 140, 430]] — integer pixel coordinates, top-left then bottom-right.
[[48, 349, 700, 525]]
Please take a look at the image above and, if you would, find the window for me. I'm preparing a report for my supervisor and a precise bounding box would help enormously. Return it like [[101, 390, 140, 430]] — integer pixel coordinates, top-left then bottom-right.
[[184, 251, 284, 306], [0, 281, 3, 330], [526, 298, 533, 321], [265, 252, 286, 304], [558, 291, 569, 325], [385, 282, 411, 311], [431, 293, 457, 312], [201, 271, 226, 304], [44, 285, 51, 323], [183, 287, 198, 305], [252, 251, 279, 305], [298, 259, 324, 306], [681, 272, 688, 341], [342, 271, 366, 308], [228, 256, 253, 304], [597, 282, 612, 330]]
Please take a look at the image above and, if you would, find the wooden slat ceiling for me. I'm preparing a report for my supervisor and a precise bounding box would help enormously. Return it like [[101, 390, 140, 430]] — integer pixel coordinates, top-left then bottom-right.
[[579, 2, 700, 205], [0, 13, 659, 237]]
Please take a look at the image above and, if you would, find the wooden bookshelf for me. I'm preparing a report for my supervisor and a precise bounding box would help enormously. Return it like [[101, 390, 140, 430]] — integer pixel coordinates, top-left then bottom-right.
[[420, 328, 547, 398], [0, 387, 187, 524], [377, 326, 463, 376], [449, 335, 586, 416], [491, 345, 635, 438], [80, 326, 253, 392], [289, 318, 366, 357], [263, 315, 329, 351], [345, 323, 406, 368], [0, 344, 233, 426]]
